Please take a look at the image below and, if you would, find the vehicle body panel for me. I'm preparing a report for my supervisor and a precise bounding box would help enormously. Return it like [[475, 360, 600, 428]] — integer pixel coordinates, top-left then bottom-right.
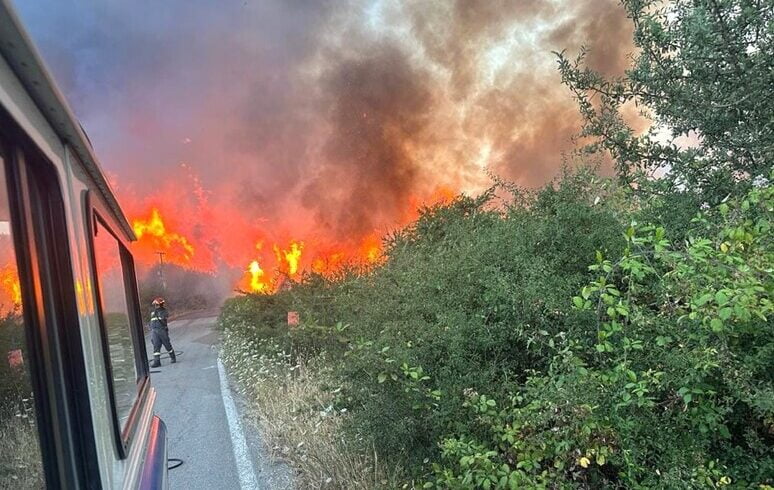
[[0, 1, 165, 488]]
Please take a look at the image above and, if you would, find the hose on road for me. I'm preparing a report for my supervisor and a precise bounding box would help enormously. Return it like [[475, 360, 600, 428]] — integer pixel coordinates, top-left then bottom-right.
[[157, 350, 183, 360], [168, 458, 184, 470], [147, 351, 185, 370]]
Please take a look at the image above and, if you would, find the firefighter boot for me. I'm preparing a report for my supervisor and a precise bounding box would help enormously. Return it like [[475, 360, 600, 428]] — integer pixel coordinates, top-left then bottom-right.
[[169, 350, 177, 364], [150, 353, 161, 368]]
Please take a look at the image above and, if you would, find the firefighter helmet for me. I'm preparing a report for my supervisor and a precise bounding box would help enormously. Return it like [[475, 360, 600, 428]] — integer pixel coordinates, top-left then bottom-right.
[[152, 297, 165, 306]]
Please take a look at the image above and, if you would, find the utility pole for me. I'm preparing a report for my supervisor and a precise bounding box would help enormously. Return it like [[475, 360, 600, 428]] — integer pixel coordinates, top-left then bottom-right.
[[155, 251, 167, 292]]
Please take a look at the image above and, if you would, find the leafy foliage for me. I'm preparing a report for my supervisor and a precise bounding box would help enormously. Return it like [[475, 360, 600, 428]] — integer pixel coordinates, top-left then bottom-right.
[[427, 182, 773, 488], [221, 171, 773, 487], [219, 0, 774, 487], [557, 0, 773, 201]]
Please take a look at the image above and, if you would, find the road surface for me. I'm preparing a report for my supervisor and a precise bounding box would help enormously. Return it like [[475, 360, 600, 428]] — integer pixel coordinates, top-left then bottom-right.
[[148, 312, 294, 489]]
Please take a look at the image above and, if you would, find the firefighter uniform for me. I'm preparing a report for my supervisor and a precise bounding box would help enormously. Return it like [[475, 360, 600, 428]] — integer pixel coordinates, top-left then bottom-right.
[[149, 302, 176, 367]]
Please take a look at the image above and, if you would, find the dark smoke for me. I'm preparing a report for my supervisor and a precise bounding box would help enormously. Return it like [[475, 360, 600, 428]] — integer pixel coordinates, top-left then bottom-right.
[[302, 44, 434, 237], [17, 0, 635, 261]]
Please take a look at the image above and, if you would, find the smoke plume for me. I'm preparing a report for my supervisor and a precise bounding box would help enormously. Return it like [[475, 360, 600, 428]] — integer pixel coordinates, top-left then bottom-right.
[[16, 0, 634, 282]]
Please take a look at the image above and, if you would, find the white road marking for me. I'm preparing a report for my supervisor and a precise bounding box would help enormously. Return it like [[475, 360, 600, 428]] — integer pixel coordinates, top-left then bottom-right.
[[217, 358, 259, 490], [202, 365, 216, 370]]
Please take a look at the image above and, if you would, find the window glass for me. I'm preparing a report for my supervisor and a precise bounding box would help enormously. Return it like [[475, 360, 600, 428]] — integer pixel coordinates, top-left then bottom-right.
[[92, 220, 138, 428], [0, 155, 45, 488]]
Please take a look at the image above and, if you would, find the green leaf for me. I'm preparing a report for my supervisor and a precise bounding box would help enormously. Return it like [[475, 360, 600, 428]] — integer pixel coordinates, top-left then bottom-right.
[[377, 373, 387, 383], [718, 307, 733, 320], [710, 318, 723, 332], [573, 296, 584, 308], [715, 291, 729, 305], [696, 293, 713, 307]]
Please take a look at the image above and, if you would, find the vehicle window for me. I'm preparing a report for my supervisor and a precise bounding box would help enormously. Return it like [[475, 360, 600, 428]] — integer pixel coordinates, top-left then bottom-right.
[[0, 155, 45, 488], [92, 219, 138, 428]]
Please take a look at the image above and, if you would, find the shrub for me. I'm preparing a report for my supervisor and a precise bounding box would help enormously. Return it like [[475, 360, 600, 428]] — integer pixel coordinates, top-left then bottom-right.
[[221, 170, 628, 477], [426, 181, 773, 488]]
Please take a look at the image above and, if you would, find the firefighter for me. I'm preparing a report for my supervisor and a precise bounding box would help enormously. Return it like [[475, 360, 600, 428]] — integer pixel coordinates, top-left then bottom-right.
[[149, 297, 176, 367]]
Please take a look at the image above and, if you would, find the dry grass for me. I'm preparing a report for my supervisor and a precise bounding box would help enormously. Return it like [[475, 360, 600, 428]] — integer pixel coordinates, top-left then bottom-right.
[[221, 333, 405, 489]]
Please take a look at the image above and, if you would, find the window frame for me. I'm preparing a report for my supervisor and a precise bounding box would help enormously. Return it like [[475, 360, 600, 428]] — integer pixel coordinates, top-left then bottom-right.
[[85, 191, 150, 459], [0, 108, 101, 488]]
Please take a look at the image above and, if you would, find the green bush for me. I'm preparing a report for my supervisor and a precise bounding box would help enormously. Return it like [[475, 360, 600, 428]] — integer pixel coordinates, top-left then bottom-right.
[[218, 0, 774, 484], [221, 169, 628, 474], [426, 183, 773, 488], [327, 171, 625, 471], [220, 172, 773, 487]]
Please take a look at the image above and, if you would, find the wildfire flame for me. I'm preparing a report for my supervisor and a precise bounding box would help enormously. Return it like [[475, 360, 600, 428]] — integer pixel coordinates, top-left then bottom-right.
[[132, 208, 196, 265], [125, 178, 456, 295], [248, 260, 269, 293], [0, 264, 21, 307], [233, 187, 455, 293], [274, 241, 303, 276], [359, 233, 382, 264], [240, 233, 385, 293]]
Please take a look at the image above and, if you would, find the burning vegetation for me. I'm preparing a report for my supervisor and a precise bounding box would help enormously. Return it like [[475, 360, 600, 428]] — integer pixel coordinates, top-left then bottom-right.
[[0, 265, 21, 308], [126, 187, 455, 294], [21, 0, 637, 298]]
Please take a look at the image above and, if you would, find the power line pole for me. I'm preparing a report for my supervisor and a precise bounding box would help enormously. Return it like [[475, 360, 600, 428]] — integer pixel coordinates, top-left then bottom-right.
[[155, 251, 167, 292]]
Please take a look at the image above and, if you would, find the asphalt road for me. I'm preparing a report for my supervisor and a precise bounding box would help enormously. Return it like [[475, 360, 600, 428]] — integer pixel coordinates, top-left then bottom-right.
[[148, 312, 293, 490]]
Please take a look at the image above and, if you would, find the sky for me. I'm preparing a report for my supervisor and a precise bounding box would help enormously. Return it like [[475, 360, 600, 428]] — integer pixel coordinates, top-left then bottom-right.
[[14, 0, 636, 285]]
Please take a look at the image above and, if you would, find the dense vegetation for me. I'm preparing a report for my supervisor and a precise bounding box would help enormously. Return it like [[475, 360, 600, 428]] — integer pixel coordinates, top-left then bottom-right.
[[0, 311, 44, 487], [220, 0, 772, 488]]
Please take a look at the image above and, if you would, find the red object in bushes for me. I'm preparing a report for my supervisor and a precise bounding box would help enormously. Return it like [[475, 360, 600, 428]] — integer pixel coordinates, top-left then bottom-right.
[[7, 348, 23, 369], [287, 311, 299, 326]]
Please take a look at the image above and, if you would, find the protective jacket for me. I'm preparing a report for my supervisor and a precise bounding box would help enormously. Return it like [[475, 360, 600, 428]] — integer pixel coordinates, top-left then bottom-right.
[[150, 306, 169, 329]]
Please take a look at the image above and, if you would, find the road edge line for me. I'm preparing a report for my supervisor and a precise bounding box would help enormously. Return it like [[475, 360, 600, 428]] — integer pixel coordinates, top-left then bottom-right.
[[217, 358, 259, 490]]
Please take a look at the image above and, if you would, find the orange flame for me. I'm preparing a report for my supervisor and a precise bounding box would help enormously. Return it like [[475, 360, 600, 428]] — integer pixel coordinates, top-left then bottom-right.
[[123, 169, 460, 294], [132, 208, 195, 265], [248, 260, 270, 293], [242, 234, 385, 293], [274, 241, 303, 276], [311, 252, 345, 275], [0, 264, 21, 307], [359, 234, 382, 264]]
